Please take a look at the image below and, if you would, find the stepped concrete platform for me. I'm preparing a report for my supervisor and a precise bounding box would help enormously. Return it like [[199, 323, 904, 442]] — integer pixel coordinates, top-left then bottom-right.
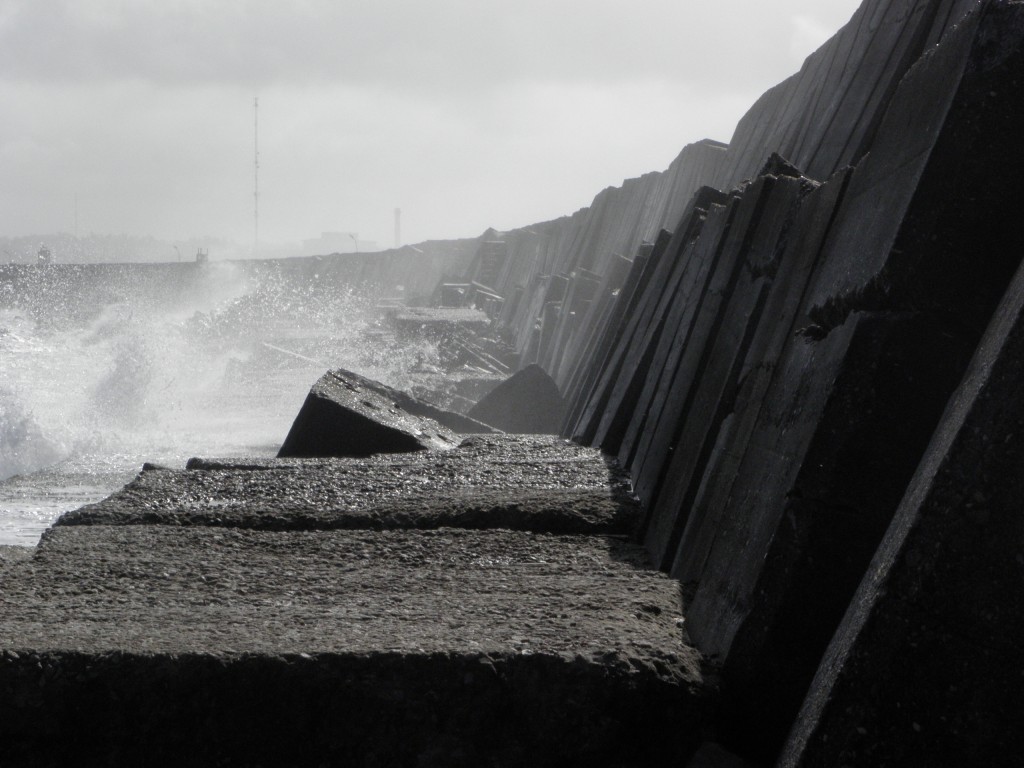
[[0, 436, 709, 766], [59, 436, 641, 534]]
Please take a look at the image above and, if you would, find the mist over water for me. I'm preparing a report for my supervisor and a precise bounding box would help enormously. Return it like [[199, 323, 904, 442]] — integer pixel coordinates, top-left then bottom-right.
[[0, 260, 434, 545]]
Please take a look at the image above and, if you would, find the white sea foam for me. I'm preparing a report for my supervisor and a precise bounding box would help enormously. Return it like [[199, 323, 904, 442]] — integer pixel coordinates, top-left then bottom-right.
[[0, 261, 431, 545]]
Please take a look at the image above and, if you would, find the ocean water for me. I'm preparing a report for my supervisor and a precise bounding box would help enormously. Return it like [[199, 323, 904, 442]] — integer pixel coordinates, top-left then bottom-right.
[[0, 260, 435, 546]]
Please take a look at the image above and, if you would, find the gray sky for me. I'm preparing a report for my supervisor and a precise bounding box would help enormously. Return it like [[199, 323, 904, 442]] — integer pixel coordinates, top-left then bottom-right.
[[0, 0, 862, 253]]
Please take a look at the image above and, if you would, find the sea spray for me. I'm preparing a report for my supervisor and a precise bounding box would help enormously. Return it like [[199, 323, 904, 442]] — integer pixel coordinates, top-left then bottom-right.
[[0, 391, 64, 481], [0, 260, 434, 545]]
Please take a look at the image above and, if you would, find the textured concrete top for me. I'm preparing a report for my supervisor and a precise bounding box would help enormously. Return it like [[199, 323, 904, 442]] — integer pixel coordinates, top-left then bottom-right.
[[58, 436, 640, 534], [1, 525, 696, 672], [0, 434, 707, 766]]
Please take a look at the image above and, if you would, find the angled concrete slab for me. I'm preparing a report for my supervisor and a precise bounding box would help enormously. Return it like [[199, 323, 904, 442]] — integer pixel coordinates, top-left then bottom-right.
[[782, 209, 1024, 768], [278, 369, 459, 458], [467, 364, 565, 434]]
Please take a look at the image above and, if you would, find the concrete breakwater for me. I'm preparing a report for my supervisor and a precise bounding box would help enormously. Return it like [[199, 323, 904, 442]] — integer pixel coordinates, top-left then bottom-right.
[[471, 3, 1024, 765], [2, 0, 1023, 765], [0, 438, 710, 767], [444, 0, 1024, 762]]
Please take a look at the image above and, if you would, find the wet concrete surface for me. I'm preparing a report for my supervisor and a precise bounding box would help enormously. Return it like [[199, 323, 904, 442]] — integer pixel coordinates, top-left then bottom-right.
[[59, 436, 640, 534], [0, 434, 710, 766], [3, 525, 693, 660]]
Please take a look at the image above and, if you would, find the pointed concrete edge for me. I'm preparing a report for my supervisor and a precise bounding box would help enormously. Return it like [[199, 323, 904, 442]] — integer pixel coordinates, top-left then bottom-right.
[[277, 368, 460, 458]]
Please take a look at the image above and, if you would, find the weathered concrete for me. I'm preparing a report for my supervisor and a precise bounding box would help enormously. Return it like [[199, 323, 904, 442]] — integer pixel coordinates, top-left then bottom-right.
[[615, 191, 744, 472], [435, 0, 984, 391], [670, 167, 853, 584], [682, 311, 970, 761], [806, 0, 1024, 335], [556, 252, 638, 393], [0, 546, 32, 566], [781, 221, 1024, 768], [278, 368, 458, 458], [60, 436, 641, 535], [686, 10, 1024, 755], [561, 242, 655, 434], [335, 367, 497, 434], [568, 228, 676, 444], [0, 525, 708, 767], [467, 364, 566, 434], [578, 188, 730, 450], [709, 0, 980, 190], [633, 174, 811, 569], [6, 1, 1023, 763]]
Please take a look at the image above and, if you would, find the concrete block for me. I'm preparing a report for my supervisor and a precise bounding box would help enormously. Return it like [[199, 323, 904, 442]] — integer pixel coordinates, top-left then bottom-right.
[[571, 188, 728, 447], [60, 436, 641, 536], [686, 742, 758, 768], [781, 223, 1024, 768], [628, 175, 809, 561], [671, 168, 854, 584], [684, 312, 971, 762], [467, 364, 565, 434], [711, 0, 980, 189], [806, 0, 1024, 337], [563, 235, 664, 439], [588, 189, 733, 454], [278, 369, 458, 458], [0, 525, 709, 767], [614, 193, 743, 471]]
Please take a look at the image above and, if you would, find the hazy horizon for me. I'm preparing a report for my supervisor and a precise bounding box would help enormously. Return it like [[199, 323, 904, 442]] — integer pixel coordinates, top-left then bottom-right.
[[1, 0, 861, 253]]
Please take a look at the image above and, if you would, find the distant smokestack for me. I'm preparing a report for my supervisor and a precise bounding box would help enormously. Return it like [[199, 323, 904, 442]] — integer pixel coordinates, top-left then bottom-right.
[[394, 208, 401, 249]]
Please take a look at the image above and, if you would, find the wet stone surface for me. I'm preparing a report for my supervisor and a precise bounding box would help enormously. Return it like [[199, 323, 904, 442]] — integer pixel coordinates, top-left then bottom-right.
[[1, 525, 692, 660], [0, 524, 710, 766], [59, 435, 640, 534], [1, 435, 707, 765]]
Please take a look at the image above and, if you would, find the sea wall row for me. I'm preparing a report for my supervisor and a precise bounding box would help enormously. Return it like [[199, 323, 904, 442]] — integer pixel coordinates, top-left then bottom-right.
[[448, 0, 1024, 763]]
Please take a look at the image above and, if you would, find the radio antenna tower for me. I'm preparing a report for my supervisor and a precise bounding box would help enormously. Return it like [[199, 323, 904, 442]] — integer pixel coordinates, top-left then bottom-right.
[[253, 96, 260, 256]]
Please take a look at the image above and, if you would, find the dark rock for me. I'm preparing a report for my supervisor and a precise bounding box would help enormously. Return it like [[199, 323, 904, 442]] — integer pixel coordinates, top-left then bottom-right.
[[467, 364, 566, 434], [277, 369, 458, 458]]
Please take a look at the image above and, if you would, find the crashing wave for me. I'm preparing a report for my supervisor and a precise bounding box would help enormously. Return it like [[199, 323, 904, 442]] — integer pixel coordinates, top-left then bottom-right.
[[0, 392, 65, 481]]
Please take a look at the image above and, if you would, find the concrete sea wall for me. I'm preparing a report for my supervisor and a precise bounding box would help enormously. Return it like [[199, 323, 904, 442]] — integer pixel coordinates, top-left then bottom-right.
[[448, 0, 1024, 762], [2, 0, 1022, 764]]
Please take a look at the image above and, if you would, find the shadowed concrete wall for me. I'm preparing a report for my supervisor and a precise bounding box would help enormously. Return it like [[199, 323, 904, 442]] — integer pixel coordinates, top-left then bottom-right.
[[553, 0, 1024, 762]]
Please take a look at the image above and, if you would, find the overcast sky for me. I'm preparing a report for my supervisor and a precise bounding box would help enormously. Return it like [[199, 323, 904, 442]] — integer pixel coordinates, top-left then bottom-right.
[[0, 0, 862, 253]]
